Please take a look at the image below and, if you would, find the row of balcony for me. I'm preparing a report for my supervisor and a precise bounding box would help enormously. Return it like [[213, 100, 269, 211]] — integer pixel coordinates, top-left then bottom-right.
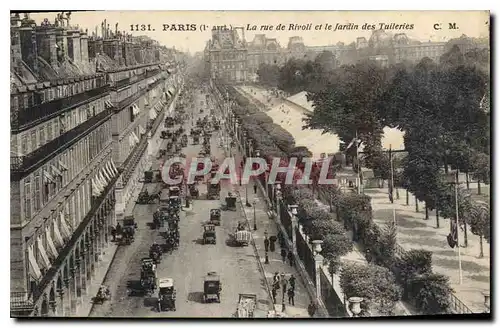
[[115, 78, 165, 112], [11, 86, 110, 132], [11, 108, 114, 180]]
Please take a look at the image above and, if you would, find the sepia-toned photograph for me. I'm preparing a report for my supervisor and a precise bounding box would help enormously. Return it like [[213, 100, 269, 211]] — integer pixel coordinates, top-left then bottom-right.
[[9, 10, 490, 318]]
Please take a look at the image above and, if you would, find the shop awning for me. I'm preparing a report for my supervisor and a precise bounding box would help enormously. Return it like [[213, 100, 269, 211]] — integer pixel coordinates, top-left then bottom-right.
[[45, 227, 58, 259], [95, 173, 106, 190], [128, 134, 135, 147], [110, 159, 118, 175], [91, 179, 101, 197], [28, 245, 42, 280], [43, 170, 54, 184], [37, 236, 51, 269], [52, 220, 64, 248], [149, 108, 157, 120], [139, 125, 146, 136], [101, 166, 111, 183], [104, 161, 115, 178], [59, 212, 71, 239], [132, 103, 140, 116], [105, 100, 114, 108], [58, 160, 68, 171], [51, 164, 62, 177], [132, 131, 140, 144]]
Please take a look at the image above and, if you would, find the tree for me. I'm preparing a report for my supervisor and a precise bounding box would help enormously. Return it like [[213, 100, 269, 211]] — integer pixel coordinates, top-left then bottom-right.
[[289, 146, 312, 164], [309, 218, 344, 240], [377, 221, 397, 266], [322, 233, 353, 260], [411, 273, 453, 314], [328, 257, 341, 281], [257, 63, 280, 88], [340, 263, 401, 315], [314, 50, 336, 72], [466, 202, 490, 257]]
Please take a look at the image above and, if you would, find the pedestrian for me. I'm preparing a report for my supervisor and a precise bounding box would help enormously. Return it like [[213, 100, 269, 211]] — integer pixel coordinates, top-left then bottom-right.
[[281, 273, 288, 298], [111, 226, 116, 242], [264, 236, 269, 252], [289, 274, 296, 291], [281, 248, 287, 263], [271, 287, 277, 304], [273, 272, 280, 286], [307, 301, 317, 317], [288, 250, 294, 267], [253, 184, 258, 194], [269, 235, 276, 252], [287, 287, 295, 306]]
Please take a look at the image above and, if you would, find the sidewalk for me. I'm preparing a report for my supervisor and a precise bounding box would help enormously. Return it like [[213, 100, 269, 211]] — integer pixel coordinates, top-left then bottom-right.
[[365, 185, 490, 313], [237, 179, 311, 318]]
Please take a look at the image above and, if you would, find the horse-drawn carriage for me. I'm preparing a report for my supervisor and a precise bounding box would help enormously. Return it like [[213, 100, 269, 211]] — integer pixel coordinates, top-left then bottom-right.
[[203, 272, 222, 303], [94, 285, 111, 304], [209, 209, 221, 226], [232, 227, 252, 247], [136, 190, 160, 204], [140, 258, 157, 295], [202, 224, 216, 245], [121, 216, 137, 245], [157, 278, 176, 312]]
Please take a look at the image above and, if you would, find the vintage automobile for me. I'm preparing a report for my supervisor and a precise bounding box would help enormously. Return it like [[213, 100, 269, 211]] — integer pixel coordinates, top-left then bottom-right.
[[232, 229, 252, 247], [203, 272, 222, 303], [140, 258, 157, 295], [169, 186, 181, 197], [209, 209, 221, 226], [157, 278, 176, 312], [236, 294, 257, 318], [207, 181, 220, 200], [149, 243, 163, 264], [188, 183, 199, 198], [94, 285, 111, 304], [202, 224, 216, 245], [225, 193, 237, 211], [143, 170, 159, 183]]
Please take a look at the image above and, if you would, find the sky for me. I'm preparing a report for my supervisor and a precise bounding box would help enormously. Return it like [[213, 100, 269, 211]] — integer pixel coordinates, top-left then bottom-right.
[[29, 11, 490, 55]]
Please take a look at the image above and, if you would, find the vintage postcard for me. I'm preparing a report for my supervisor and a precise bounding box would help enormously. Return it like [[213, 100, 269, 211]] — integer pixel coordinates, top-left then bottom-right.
[[10, 10, 490, 318]]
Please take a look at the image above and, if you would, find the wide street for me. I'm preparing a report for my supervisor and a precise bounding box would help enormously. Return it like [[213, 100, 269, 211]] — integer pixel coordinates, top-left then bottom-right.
[[89, 86, 271, 317]]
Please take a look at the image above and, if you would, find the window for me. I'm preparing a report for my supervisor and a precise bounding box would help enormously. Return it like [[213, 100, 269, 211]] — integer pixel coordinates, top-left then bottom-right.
[[21, 134, 28, 155], [30, 130, 37, 150], [53, 119, 59, 138], [34, 173, 41, 212], [23, 177, 32, 221], [39, 125, 45, 146], [46, 122, 52, 141]]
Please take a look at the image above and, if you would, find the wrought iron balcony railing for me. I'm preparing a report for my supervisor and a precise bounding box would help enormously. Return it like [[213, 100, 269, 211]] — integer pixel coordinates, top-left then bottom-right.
[[11, 108, 113, 179], [11, 85, 110, 132], [115, 78, 165, 112], [10, 292, 34, 312]]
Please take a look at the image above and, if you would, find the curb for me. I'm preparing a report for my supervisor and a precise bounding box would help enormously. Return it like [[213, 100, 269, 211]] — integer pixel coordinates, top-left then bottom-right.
[[235, 190, 276, 313], [254, 179, 329, 318]]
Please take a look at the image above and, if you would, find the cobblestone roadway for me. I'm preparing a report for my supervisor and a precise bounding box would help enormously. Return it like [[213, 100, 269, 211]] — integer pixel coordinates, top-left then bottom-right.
[[90, 86, 270, 318]]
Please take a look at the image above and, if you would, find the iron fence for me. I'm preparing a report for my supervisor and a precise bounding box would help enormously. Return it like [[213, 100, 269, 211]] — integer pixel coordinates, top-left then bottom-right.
[[296, 227, 315, 284], [279, 202, 292, 239], [320, 269, 347, 317]]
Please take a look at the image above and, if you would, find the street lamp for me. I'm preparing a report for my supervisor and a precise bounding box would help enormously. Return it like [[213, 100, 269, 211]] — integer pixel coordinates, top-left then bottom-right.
[[348, 297, 364, 317], [312, 240, 324, 304], [264, 230, 269, 264], [253, 198, 258, 230]]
